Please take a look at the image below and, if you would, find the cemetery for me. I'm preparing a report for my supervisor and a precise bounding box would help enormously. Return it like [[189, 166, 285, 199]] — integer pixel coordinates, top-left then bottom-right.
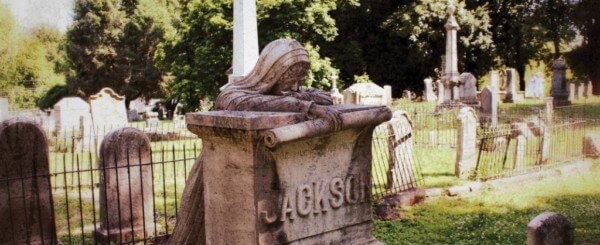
[[0, 0, 599, 244]]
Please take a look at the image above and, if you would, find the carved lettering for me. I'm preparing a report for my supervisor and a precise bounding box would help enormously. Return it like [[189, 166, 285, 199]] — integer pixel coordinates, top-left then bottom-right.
[[345, 175, 358, 204], [297, 184, 312, 217], [313, 180, 328, 214], [329, 177, 344, 209], [280, 190, 296, 222]]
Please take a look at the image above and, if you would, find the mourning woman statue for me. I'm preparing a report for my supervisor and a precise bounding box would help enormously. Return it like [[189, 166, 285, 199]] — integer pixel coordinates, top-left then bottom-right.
[[169, 39, 342, 244]]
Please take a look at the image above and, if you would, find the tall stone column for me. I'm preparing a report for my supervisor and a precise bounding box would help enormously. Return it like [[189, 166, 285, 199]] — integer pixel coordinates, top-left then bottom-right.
[[231, 0, 259, 83], [442, 0, 460, 102], [551, 58, 571, 106]]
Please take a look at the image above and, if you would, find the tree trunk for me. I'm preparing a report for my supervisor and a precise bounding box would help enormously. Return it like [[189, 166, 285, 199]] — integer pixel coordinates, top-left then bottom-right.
[[517, 65, 526, 92]]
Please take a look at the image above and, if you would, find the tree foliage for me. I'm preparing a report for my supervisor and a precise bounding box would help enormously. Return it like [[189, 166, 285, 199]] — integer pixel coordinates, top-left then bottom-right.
[[566, 0, 600, 94]]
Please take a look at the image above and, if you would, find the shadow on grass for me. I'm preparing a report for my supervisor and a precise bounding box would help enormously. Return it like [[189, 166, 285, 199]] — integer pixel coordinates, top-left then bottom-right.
[[374, 193, 600, 244]]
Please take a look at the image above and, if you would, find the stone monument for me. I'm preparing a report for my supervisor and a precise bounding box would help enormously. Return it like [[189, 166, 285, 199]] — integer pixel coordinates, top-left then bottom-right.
[[436, 79, 445, 104], [52, 97, 93, 141], [489, 71, 500, 93], [551, 58, 571, 106], [385, 111, 417, 190], [440, 0, 461, 103], [89, 88, 128, 132], [330, 72, 343, 105], [0, 97, 8, 121], [423, 78, 437, 102], [456, 107, 478, 179], [527, 211, 574, 245], [0, 119, 57, 244], [170, 39, 388, 244], [480, 86, 498, 127], [343, 82, 387, 106], [503, 69, 518, 103], [229, 0, 259, 84], [95, 128, 156, 243], [459, 72, 478, 105]]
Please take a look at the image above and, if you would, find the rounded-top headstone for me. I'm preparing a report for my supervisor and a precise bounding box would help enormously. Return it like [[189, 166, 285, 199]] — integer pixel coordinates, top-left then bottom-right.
[[0, 119, 56, 244], [527, 211, 574, 245]]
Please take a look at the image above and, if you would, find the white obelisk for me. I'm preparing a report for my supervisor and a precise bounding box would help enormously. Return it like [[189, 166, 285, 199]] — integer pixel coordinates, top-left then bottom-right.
[[443, 0, 460, 102], [230, 0, 259, 83]]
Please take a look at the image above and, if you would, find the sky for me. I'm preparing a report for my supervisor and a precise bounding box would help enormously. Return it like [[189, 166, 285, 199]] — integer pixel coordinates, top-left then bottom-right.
[[1, 0, 74, 33]]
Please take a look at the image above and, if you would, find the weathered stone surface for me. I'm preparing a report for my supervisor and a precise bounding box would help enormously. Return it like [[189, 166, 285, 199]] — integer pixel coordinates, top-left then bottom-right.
[[0, 97, 8, 121], [402, 89, 413, 101], [503, 69, 518, 103], [545, 97, 554, 123], [89, 87, 128, 131], [459, 72, 477, 104], [527, 211, 574, 245], [551, 58, 571, 106], [441, 0, 460, 103], [578, 83, 585, 100], [448, 185, 470, 196], [95, 127, 156, 243], [384, 85, 392, 106], [53, 97, 92, 133], [230, 0, 259, 83], [423, 78, 437, 102], [480, 86, 498, 126], [583, 133, 600, 158], [343, 82, 387, 106], [514, 134, 526, 169], [489, 71, 500, 92], [526, 75, 545, 98], [456, 107, 478, 179], [0, 119, 57, 244], [569, 83, 576, 101], [385, 111, 417, 190], [330, 75, 343, 105], [437, 80, 445, 103]]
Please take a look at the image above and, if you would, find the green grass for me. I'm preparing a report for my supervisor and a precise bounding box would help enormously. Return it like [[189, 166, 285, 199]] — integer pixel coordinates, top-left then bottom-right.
[[374, 162, 600, 244]]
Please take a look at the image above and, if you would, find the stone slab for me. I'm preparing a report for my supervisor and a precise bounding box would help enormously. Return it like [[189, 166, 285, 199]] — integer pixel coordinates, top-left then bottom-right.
[[186, 111, 306, 130]]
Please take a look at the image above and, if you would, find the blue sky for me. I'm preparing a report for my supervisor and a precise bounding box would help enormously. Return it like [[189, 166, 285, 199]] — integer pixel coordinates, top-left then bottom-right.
[[1, 0, 74, 33]]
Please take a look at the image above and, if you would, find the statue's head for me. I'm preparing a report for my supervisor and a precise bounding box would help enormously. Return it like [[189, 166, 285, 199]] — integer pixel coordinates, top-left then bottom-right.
[[221, 39, 310, 95]]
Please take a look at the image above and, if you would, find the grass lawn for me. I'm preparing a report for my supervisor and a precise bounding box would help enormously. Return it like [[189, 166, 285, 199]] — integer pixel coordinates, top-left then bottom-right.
[[373, 161, 600, 244]]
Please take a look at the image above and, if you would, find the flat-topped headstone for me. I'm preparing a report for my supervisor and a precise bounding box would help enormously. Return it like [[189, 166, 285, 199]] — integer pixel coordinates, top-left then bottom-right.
[[343, 82, 387, 106], [89, 88, 128, 131], [423, 78, 437, 102], [95, 128, 156, 243], [459, 72, 478, 104], [456, 107, 478, 179], [437, 80, 445, 103], [480, 86, 498, 126], [527, 211, 574, 245], [53, 97, 92, 133], [0, 119, 57, 244], [578, 83, 585, 100], [503, 69, 518, 103], [385, 111, 417, 190], [489, 71, 500, 93], [0, 97, 8, 121], [551, 58, 571, 106]]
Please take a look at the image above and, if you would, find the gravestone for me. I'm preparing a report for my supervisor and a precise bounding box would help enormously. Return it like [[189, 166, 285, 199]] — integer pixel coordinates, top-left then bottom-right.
[[578, 83, 585, 100], [569, 83, 576, 101], [95, 128, 156, 243], [0, 97, 8, 121], [53, 97, 92, 133], [503, 69, 518, 103], [526, 75, 545, 98], [459, 73, 478, 104], [343, 82, 387, 106], [437, 80, 445, 103], [480, 86, 498, 127], [489, 71, 500, 92], [330, 73, 343, 105], [551, 58, 571, 106], [384, 85, 392, 106], [90, 88, 128, 133], [586, 82, 593, 98], [527, 119, 550, 164], [423, 78, 437, 102], [527, 211, 574, 245], [173, 106, 390, 244], [456, 107, 478, 179], [0, 119, 57, 244], [385, 110, 417, 190]]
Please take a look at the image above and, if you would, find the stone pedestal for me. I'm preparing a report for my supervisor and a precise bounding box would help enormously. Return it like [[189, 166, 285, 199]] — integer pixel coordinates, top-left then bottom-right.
[[180, 105, 390, 244]]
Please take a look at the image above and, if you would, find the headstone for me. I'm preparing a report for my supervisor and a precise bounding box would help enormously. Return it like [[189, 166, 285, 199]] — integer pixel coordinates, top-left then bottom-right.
[[551, 58, 571, 106], [527, 211, 574, 245], [526, 75, 544, 98], [514, 134, 526, 169], [480, 86, 498, 126], [0, 119, 57, 244], [89, 88, 128, 133], [536, 76, 545, 98], [342, 82, 387, 105], [459, 72, 477, 104], [127, 110, 140, 121], [456, 107, 478, 179], [503, 69, 518, 103], [385, 111, 417, 190], [53, 97, 92, 133], [0, 97, 8, 121], [173, 106, 391, 244], [130, 98, 146, 119], [423, 78, 437, 102], [525, 76, 536, 98], [489, 71, 500, 93], [330, 73, 343, 105], [586, 82, 593, 98], [583, 133, 600, 158], [437, 80, 445, 103], [95, 128, 156, 243], [569, 83, 576, 101], [578, 83, 584, 100], [384, 85, 392, 106]]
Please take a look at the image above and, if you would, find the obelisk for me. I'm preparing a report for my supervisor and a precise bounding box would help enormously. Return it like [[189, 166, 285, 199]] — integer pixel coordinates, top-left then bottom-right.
[[230, 0, 259, 83], [442, 0, 460, 102]]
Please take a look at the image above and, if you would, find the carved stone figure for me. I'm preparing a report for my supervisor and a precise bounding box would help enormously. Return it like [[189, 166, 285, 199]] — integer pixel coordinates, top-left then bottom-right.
[[216, 39, 341, 129]]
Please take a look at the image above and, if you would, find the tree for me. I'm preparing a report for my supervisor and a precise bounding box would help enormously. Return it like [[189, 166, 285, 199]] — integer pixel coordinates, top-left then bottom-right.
[[566, 0, 600, 94], [157, 0, 340, 111], [537, 0, 575, 59]]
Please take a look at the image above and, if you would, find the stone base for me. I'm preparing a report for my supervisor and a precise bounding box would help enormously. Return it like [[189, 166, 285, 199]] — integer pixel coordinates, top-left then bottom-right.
[[94, 225, 158, 244]]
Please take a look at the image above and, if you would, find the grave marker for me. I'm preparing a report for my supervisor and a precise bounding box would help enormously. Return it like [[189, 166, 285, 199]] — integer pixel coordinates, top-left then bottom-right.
[[385, 111, 417, 190], [423, 78, 437, 102], [459, 72, 477, 104], [456, 107, 478, 179], [480, 86, 498, 126], [551, 58, 571, 106], [527, 211, 574, 245]]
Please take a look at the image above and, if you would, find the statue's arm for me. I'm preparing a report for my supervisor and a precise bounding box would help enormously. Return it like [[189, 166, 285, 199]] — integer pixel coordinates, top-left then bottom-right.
[[217, 91, 314, 113], [285, 88, 333, 105]]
